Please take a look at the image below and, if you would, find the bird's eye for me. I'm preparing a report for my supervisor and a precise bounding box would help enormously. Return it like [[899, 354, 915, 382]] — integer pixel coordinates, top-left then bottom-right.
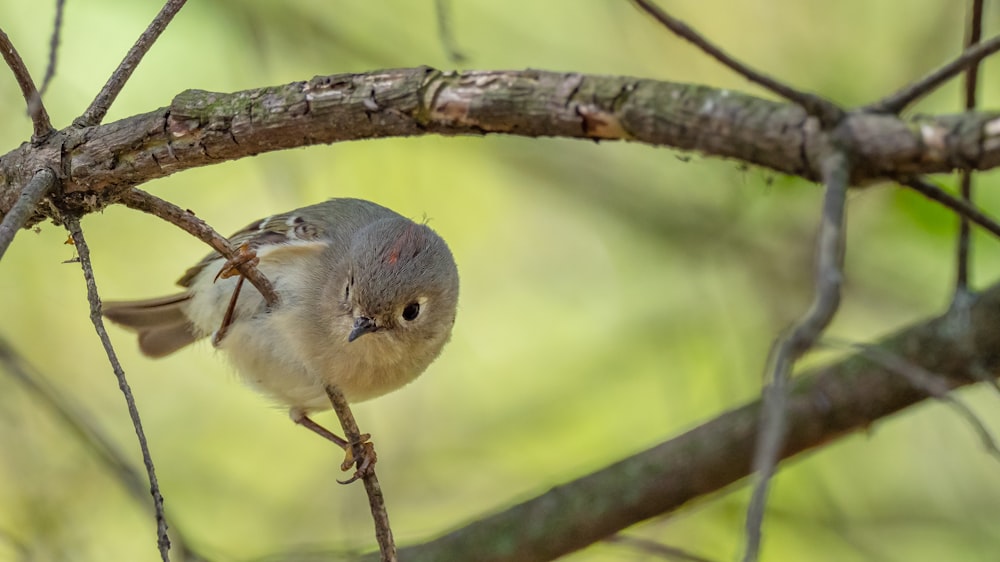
[[402, 302, 421, 321], [344, 279, 351, 301]]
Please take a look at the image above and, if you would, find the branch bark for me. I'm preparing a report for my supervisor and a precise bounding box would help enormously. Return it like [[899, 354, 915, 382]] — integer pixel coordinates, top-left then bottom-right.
[[350, 281, 1000, 562], [3, 67, 1000, 226]]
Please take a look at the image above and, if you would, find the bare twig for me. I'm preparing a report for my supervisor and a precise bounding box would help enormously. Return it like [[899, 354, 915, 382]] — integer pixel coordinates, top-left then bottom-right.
[[434, 0, 467, 63], [0, 335, 207, 561], [957, 167, 976, 292], [38, 0, 66, 95], [825, 338, 1000, 461], [956, 0, 984, 296], [74, 0, 188, 127], [605, 535, 715, 562], [628, 0, 843, 126], [325, 385, 397, 562], [64, 215, 171, 562], [867, 33, 1000, 114], [0, 168, 56, 260], [0, 26, 53, 140], [899, 177, 1000, 241], [743, 149, 851, 562], [119, 188, 279, 308]]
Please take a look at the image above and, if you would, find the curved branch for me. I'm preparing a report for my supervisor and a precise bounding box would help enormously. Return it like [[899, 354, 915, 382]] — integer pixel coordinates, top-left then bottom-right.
[[744, 148, 851, 562], [119, 188, 279, 307], [4, 68, 1000, 224]]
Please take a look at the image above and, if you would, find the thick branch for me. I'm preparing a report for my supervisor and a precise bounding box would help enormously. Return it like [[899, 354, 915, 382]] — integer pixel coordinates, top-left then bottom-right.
[[360, 282, 1000, 562], [4, 68, 1000, 223]]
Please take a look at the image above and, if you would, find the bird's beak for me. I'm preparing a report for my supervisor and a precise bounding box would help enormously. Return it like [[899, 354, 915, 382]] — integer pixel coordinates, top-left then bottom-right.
[[348, 316, 378, 342]]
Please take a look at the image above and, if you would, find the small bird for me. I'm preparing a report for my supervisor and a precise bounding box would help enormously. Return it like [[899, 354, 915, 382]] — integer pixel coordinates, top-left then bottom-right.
[[104, 198, 459, 479]]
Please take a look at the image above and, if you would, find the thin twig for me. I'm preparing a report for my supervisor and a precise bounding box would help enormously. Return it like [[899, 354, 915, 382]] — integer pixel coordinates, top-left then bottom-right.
[[900, 177, 1000, 241], [119, 188, 279, 308], [628, 0, 843, 126], [0, 168, 56, 260], [867, 33, 1000, 114], [0, 527, 29, 559], [825, 338, 1000, 462], [0, 26, 53, 140], [325, 385, 397, 562], [64, 215, 171, 562], [743, 149, 851, 562], [605, 535, 715, 562], [0, 335, 207, 561], [38, 0, 66, 95], [956, 173, 975, 290], [74, 0, 188, 127], [434, 0, 467, 63], [956, 0, 984, 296]]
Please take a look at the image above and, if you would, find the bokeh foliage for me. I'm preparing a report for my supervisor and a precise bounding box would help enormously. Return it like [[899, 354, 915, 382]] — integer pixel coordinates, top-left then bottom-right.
[[2, 1, 1000, 560]]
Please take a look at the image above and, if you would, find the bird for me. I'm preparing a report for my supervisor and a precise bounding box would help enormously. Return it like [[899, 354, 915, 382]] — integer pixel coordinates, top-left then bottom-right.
[[104, 198, 460, 480]]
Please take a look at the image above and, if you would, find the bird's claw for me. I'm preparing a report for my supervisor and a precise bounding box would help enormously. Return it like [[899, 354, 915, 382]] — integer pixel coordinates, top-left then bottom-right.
[[215, 242, 259, 282], [337, 433, 377, 485]]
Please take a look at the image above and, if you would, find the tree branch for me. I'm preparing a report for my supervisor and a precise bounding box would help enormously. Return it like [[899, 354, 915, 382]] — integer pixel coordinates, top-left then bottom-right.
[[867, 33, 1000, 114], [119, 188, 279, 307], [743, 148, 851, 562], [899, 176, 1000, 241], [629, 0, 843, 126], [325, 385, 396, 562], [434, 0, 466, 63], [349, 280, 1000, 562], [64, 215, 171, 562], [39, 0, 67, 96], [0, 334, 206, 561], [825, 338, 1000, 461], [4, 68, 1000, 225], [0, 27, 53, 141], [956, 0, 985, 296], [74, 0, 188, 128], [0, 168, 55, 260]]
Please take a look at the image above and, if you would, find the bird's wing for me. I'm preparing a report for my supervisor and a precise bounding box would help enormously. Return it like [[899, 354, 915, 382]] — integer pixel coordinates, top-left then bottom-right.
[[177, 210, 329, 288]]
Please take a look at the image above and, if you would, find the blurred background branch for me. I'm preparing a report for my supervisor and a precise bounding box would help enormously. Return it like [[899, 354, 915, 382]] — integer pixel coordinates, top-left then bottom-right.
[[353, 280, 1000, 562]]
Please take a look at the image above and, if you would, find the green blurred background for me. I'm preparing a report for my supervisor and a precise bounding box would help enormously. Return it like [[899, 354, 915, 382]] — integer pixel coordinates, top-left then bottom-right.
[[2, 1, 1000, 560]]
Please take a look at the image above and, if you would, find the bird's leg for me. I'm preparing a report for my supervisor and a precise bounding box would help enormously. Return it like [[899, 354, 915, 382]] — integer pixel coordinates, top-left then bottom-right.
[[211, 243, 258, 346], [292, 411, 377, 485], [212, 275, 244, 347]]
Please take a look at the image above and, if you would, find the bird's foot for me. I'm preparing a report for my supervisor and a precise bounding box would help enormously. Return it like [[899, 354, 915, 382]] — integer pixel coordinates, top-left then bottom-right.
[[292, 413, 378, 485], [338, 433, 377, 485], [214, 242, 259, 281]]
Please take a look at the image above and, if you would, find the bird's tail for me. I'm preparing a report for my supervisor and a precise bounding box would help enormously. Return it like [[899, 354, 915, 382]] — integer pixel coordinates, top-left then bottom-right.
[[103, 293, 199, 358]]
